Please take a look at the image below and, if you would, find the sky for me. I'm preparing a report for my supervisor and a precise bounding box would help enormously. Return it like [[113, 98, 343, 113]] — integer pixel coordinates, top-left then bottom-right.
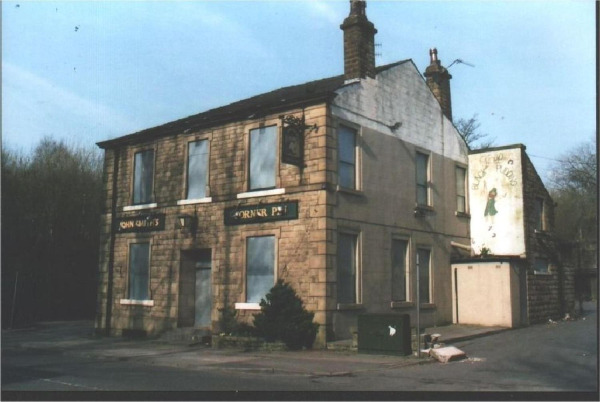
[[2, 0, 596, 181]]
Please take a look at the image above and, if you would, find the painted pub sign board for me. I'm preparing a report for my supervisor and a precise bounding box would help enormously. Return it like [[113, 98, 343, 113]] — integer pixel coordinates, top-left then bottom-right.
[[468, 148, 525, 256], [116, 214, 166, 233], [224, 201, 298, 226]]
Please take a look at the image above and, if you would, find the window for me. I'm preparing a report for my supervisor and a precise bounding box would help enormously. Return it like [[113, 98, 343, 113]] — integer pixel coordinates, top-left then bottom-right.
[[534, 257, 549, 273], [246, 236, 275, 303], [133, 150, 154, 205], [338, 233, 358, 303], [249, 126, 277, 191], [187, 140, 209, 199], [416, 153, 429, 206], [456, 166, 467, 213], [129, 243, 150, 300], [535, 198, 545, 231], [391, 239, 409, 302], [338, 125, 357, 189], [417, 248, 431, 303]]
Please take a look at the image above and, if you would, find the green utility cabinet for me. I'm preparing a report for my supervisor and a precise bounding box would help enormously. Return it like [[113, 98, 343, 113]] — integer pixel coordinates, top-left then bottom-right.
[[357, 314, 411, 356]]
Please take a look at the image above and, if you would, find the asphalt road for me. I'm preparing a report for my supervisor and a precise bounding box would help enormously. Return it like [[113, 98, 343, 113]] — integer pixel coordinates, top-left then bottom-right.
[[2, 305, 597, 396]]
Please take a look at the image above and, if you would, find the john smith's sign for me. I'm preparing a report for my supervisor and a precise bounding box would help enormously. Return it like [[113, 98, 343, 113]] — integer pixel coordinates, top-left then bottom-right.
[[116, 214, 165, 233], [224, 201, 298, 226]]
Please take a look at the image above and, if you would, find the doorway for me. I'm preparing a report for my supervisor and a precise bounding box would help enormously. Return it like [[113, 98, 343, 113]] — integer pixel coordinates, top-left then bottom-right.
[[179, 249, 212, 328]]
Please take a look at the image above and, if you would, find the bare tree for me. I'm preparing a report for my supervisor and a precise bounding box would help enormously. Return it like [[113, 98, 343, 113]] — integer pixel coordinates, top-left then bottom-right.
[[455, 114, 495, 150], [549, 139, 597, 307]]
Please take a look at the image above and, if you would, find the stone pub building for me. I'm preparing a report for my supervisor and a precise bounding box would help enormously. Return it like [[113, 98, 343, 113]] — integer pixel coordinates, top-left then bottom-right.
[[95, 1, 567, 347]]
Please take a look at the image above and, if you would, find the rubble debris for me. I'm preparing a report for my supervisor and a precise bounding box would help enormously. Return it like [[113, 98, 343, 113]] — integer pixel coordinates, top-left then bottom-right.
[[461, 357, 486, 363], [430, 346, 467, 363], [548, 319, 557, 324]]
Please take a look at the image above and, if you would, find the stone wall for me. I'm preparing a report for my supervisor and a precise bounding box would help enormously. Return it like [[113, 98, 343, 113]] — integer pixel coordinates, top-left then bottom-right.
[[521, 151, 562, 323], [95, 104, 333, 347]]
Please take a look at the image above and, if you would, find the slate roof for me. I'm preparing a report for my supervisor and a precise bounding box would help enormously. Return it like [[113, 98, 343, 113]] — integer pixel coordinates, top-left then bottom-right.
[[97, 60, 410, 149]]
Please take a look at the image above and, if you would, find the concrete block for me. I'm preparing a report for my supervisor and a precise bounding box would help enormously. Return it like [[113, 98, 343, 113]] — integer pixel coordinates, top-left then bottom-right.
[[430, 346, 467, 363]]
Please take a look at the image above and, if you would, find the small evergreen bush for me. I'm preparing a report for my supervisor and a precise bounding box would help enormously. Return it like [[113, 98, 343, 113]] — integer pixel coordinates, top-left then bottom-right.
[[253, 279, 318, 350]]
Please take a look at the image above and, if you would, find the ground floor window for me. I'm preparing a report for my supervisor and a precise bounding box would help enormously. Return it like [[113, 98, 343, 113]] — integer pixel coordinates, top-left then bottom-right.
[[338, 233, 358, 304], [246, 236, 275, 303], [392, 239, 409, 302], [534, 257, 549, 273], [417, 248, 431, 303], [129, 243, 150, 300]]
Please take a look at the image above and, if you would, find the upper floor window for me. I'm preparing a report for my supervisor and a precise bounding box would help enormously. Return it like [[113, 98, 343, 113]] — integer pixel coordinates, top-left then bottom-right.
[[133, 150, 154, 205], [249, 126, 277, 191], [338, 125, 357, 190], [456, 166, 467, 213], [187, 140, 209, 199], [246, 236, 276, 303], [535, 198, 545, 231], [416, 152, 430, 206], [129, 243, 150, 300]]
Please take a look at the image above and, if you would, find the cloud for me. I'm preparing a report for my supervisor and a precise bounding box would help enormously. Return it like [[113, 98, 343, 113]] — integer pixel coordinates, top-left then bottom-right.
[[304, 0, 343, 25], [2, 62, 137, 145]]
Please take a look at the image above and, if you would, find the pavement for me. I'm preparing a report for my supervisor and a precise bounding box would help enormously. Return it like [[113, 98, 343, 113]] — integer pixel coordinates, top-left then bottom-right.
[[1, 319, 512, 378], [2, 303, 596, 392]]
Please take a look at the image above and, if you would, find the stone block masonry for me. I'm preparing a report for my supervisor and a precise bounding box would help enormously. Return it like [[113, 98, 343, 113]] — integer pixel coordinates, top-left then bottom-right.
[[95, 104, 333, 348]]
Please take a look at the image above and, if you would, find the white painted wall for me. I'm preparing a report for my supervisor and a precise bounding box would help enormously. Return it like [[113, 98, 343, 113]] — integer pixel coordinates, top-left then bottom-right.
[[331, 61, 468, 163], [468, 148, 526, 256]]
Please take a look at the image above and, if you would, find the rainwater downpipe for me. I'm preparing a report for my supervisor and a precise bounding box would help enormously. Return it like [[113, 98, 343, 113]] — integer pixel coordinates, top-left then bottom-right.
[[105, 147, 120, 336], [416, 252, 421, 358]]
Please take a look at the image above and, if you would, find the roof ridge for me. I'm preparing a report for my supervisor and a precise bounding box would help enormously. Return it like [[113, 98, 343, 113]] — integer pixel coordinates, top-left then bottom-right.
[[98, 59, 412, 148]]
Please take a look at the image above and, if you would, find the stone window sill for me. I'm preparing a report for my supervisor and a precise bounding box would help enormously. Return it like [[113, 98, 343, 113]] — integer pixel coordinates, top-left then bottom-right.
[[123, 203, 157, 212], [235, 302, 261, 310], [120, 299, 154, 306], [391, 301, 414, 309], [337, 303, 364, 311], [455, 211, 471, 218], [237, 188, 285, 199], [534, 271, 552, 276], [336, 186, 364, 196], [534, 229, 551, 236], [420, 303, 436, 309], [177, 197, 212, 206]]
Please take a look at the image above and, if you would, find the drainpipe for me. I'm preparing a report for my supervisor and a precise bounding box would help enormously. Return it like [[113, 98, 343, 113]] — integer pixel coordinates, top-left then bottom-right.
[[416, 252, 421, 357], [105, 147, 120, 336]]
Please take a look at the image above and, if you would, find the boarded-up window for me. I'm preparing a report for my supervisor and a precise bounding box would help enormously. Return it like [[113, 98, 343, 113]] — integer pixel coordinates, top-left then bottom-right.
[[338, 233, 358, 303], [416, 153, 429, 206], [249, 126, 276, 190], [456, 166, 467, 213], [187, 140, 209, 199], [246, 236, 275, 303], [133, 150, 154, 204], [338, 126, 357, 189], [392, 240, 409, 301], [129, 243, 150, 300], [417, 248, 431, 303]]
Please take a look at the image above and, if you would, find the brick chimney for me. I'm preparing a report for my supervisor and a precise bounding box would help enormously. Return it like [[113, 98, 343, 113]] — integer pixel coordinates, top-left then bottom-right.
[[424, 48, 453, 121], [340, 0, 377, 80]]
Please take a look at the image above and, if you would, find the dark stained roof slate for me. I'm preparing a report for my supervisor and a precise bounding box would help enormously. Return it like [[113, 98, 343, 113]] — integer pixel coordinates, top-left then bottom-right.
[[97, 60, 410, 148]]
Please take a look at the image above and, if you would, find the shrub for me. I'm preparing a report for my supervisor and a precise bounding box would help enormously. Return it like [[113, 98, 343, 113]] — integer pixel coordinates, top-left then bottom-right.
[[253, 279, 318, 350]]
